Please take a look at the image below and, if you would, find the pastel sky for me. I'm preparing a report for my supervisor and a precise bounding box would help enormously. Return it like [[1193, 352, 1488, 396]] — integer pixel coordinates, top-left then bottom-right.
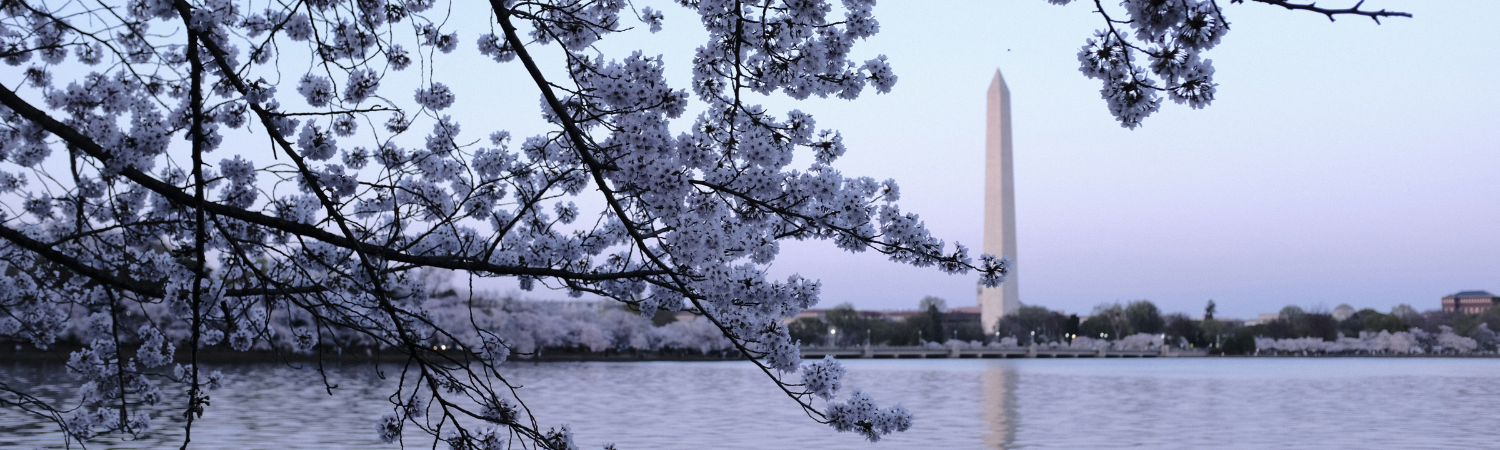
[[452, 1, 1498, 319], [763, 0, 1500, 319]]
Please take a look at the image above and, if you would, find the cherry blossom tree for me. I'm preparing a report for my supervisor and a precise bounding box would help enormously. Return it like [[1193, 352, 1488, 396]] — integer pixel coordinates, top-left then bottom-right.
[[0, 0, 1406, 448], [1251, 328, 1485, 356]]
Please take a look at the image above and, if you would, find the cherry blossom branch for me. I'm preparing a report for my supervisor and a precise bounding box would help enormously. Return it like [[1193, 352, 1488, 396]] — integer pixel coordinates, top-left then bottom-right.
[[689, 179, 993, 273], [1244, 0, 1412, 23], [491, 1, 841, 426], [0, 82, 660, 283], [182, 11, 208, 447], [0, 222, 163, 296], [1068, 0, 1408, 126]]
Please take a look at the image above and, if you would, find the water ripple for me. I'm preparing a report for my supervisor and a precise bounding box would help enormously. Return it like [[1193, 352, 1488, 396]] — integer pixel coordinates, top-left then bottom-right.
[[3, 358, 1497, 449]]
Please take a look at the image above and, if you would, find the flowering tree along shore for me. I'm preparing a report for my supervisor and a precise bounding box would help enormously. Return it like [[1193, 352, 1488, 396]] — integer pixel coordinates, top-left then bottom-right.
[[0, 0, 1405, 448]]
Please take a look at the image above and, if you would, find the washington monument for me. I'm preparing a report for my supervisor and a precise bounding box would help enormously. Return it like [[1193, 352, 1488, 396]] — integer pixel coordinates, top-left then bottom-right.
[[978, 69, 1020, 334]]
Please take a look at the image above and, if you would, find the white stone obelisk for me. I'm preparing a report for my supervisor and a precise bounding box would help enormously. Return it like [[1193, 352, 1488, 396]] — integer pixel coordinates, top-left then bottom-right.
[[978, 69, 1020, 335]]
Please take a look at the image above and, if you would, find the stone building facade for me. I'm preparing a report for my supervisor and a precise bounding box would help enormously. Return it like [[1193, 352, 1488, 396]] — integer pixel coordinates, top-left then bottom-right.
[[1441, 290, 1499, 314]]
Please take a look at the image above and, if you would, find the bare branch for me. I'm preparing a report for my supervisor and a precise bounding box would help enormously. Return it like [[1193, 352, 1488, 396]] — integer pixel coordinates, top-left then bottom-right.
[[1244, 0, 1412, 23]]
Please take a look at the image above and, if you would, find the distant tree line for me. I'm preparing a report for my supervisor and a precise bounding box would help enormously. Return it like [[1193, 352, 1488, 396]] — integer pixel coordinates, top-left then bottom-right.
[[990, 300, 1167, 346], [1018, 299, 1500, 355], [788, 297, 987, 347], [1, 290, 736, 358], [791, 296, 1500, 355], [1227, 304, 1500, 355]]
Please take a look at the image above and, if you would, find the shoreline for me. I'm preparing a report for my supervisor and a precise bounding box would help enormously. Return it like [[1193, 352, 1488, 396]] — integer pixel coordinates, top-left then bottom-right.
[[1, 346, 747, 364], [6, 346, 1497, 365]]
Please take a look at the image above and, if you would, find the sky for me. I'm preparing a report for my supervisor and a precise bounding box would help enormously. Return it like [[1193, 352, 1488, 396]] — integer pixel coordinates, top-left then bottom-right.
[[746, 0, 1500, 319], [374, 1, 1497, 319]]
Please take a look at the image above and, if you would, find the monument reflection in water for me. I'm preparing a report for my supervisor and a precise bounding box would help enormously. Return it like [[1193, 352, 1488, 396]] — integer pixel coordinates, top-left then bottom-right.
[[982, 363, 1020, 449]]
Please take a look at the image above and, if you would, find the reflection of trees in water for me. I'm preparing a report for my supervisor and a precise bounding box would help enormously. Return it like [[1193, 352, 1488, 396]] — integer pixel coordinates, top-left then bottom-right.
[[981, 364, 1020, 449], [0, 363, 403, 448]]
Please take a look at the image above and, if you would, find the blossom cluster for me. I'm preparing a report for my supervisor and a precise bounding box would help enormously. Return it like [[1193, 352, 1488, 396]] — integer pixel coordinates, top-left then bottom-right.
[[800, 355, 846, 401], [1048, 0, 1227, 127], [1048, 0, 1409, 128], [824, 390, 913, 442]]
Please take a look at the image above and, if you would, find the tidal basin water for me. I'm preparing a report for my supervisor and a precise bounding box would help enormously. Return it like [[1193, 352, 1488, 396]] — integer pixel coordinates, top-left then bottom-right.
[[4, 357, 1499, 449]]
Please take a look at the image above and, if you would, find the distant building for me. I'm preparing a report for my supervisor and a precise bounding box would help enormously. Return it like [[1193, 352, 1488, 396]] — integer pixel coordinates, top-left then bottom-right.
[[1244, 313, 1281, 326], [878, 310, 924, 322], [530, 299, 611, 312], [795, 309, 924, 322], [1441, 291, 1499, 314], [950, 306, 982, 316], [1332, 304, 1356, 322], [790, 309, 825, 322], [944, 307, 982, 335], [787, 307, 980, 325]]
